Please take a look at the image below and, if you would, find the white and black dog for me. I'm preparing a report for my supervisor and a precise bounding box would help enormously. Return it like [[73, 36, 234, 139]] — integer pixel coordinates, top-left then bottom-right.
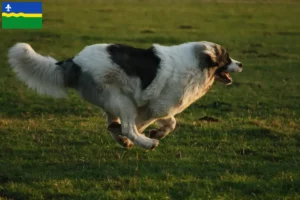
[[8, 41, 242, 150]]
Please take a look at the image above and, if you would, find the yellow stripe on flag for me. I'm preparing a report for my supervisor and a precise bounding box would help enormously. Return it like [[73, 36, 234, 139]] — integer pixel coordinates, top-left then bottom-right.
[[2, 12, 42, 18]]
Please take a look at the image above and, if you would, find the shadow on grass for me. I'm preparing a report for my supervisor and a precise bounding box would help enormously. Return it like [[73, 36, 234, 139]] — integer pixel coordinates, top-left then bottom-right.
[[1, 154, 299, 199], [1, 122, 299, 199]]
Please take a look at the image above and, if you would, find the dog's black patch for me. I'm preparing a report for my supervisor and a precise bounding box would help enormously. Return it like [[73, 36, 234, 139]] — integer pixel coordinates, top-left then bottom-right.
[[56, 58, 82, 88], [57, 58, 105, 107], [107, 44, 161, 89]]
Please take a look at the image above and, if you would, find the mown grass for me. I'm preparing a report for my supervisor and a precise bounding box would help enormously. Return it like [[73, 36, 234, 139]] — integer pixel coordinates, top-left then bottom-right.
[[0, 0, 300, 199]]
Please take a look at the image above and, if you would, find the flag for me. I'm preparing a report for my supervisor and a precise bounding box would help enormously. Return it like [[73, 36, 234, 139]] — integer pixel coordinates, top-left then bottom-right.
[[2, 2, 42, 29]]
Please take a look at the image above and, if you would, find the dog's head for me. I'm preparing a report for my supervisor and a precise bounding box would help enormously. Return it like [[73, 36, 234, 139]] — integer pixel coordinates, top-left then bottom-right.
[[197, 41, 243, 85]]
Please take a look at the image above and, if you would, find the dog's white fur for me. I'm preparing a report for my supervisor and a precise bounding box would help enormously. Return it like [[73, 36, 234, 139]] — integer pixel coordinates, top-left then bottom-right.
[[8, 42, 242, 150]]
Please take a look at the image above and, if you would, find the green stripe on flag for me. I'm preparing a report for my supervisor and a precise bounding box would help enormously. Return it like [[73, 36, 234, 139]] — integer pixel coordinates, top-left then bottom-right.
[[2, 17, 42, 29]]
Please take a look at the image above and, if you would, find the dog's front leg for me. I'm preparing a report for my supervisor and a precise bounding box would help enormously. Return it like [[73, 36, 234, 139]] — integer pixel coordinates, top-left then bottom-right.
[[149, 117, 176, 139], [118, 98, 159, 150], [120, 117, 159, 150]]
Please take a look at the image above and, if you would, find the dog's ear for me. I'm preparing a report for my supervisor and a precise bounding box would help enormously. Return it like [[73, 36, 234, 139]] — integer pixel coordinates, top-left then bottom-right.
[[203, 50, 218, 67]]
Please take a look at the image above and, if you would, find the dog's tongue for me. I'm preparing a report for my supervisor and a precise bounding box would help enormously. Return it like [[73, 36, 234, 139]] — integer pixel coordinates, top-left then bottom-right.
[[223, 72, 232, 82], [215, 71, 232, 85]]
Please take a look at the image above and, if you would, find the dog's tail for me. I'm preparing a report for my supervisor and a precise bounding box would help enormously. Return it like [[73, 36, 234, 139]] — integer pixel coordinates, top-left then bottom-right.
[[8, 43, 78, 98]]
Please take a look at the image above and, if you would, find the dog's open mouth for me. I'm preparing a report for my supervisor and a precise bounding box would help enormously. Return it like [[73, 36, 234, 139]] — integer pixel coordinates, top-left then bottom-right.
[[215, 71, 232, 85]]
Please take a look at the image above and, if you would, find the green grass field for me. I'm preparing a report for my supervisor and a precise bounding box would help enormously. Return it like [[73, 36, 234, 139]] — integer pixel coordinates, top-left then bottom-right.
[[0, 0, 300, 199]]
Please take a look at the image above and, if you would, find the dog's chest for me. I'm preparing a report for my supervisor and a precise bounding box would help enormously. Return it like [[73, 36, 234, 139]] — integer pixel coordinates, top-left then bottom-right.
[[171, 77, 214, 115]]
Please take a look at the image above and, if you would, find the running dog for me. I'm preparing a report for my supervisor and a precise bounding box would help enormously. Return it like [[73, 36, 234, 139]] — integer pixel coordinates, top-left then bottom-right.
[[8, 41, 243, 150]]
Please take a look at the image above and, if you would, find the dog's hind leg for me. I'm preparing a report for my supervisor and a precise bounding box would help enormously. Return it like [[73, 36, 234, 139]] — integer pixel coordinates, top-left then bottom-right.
[[148, 117, 176, 140], [106, 113, 134, 148], [136, 118, 157, 134]]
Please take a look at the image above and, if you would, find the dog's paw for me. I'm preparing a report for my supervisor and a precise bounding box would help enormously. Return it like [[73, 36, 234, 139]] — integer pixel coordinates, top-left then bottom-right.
[[149, 129, 166, 140], [107, 123, 134, 148], [118, 135, 134, 149], [150, 139, 159, 150]]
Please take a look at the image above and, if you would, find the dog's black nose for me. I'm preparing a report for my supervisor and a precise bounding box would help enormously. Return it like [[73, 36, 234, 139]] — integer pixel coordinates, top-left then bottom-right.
[[237, 62, 243, 68]]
